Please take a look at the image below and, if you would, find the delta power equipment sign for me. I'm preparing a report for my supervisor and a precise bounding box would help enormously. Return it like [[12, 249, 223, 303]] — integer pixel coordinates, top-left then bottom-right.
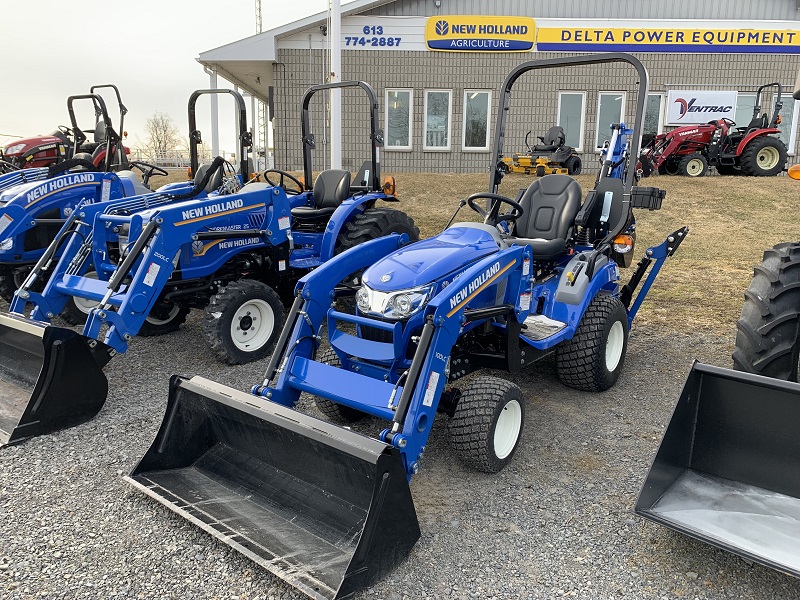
[[666, 90, 738, 125]]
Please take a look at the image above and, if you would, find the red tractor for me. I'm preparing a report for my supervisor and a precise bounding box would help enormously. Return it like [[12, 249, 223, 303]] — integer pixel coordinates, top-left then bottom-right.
[[640, 83, 788, 177]]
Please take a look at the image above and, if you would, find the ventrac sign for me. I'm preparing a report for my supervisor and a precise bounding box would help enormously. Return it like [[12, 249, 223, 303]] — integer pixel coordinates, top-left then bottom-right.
[[666, 90, 738, 125]]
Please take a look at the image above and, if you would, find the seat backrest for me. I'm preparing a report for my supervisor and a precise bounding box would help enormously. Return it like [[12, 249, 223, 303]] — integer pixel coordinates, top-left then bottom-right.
[[544, 126, 565, 146], [94, 121, 107, 144], [513, 174, 582, 240], [313, 169, 351, 209], [194, 162, 224, 193]]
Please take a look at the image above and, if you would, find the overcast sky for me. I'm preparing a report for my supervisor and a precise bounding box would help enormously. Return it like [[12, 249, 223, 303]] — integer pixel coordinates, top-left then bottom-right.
[[0, 0, 342, 155]]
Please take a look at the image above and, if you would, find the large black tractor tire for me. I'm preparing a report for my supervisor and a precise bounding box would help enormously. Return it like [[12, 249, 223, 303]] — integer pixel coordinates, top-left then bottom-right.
[[203, 279, 285, 365], [678, 153, 708, 177], [733, 242, 800, 382], [565, 156, 582, 175], [138, 301, 191, 337], [557, 294, 629, 392], [449, 376, 525, 473], [715, 164, 740, 176], [312, 347, 366, 423], [739, 136, 788, 176], [0, 274, 16, 304]]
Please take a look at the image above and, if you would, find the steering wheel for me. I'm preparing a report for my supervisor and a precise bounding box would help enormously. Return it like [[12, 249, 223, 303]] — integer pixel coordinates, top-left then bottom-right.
[[129, 161, 169, 187], [58, 125, 73, 137], [466, 192, 524, 227], [263, 169, 304, 195]]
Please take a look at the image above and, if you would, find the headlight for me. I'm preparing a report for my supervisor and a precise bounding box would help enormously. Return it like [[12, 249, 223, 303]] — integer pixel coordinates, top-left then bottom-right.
[[4, 144, 25, 156], [357, 283, 436, 320], [0, 238, 12, 251]]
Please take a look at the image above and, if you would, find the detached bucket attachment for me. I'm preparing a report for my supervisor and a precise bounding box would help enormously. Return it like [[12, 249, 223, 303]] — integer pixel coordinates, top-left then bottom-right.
[[636, 362, 800, 576], [126, 376, 420, 600], [0, 314, 112, 447]]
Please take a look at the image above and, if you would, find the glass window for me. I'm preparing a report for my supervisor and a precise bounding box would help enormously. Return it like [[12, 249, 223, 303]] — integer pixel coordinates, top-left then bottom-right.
[[595, 92, 625, 150], [463, 90, 491, 151], [643, 94, 664, 136], [734, 94, 756, 128], [557, 92, 585, 150], [386, 89, 412, 150], [424, 90, 452, 151], [776, 98, 797, 147]]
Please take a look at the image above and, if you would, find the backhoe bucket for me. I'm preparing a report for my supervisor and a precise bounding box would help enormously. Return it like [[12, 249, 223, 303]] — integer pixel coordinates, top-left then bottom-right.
[[0, 314, 111, 447], [636, 362, 800, 576], [125, 376, 420, 600]]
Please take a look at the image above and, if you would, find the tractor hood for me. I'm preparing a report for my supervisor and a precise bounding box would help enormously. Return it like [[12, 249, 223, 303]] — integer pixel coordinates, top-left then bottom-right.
[[0, 179, 39, 205], [363, 224, 502, 291]]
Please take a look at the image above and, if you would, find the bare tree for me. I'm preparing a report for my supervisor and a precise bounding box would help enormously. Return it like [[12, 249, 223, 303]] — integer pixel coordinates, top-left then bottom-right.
[[144, 111, 180, 159]]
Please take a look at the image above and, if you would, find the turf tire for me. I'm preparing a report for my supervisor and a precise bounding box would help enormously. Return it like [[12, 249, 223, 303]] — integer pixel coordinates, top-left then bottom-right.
[[557, 294, 629, 392], [733, 242, 800, 382], [565, 156, 582, 175], [138, 302, 191, 337], [739, 136, 787, 177], [449, 376, 525, 473], [312, 347, 366, 423], [678, 153, 708, 177], [203, 279, 285, 365]]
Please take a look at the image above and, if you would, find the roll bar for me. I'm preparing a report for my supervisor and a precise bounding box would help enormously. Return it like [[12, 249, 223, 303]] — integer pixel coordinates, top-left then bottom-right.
[[188, 89, 251, 181], [753, 82, 782, 129], [300, 81, 383, 192], [66, 93, 120, 171]]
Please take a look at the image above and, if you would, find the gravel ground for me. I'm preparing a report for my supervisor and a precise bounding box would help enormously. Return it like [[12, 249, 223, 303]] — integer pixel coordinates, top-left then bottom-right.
[[1, 312, 799, 600]]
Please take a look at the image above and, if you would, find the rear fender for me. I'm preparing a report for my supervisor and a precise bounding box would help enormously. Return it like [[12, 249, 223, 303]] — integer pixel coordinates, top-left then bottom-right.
[[319, 192, 389, 262], [735, 129, 782, 156]]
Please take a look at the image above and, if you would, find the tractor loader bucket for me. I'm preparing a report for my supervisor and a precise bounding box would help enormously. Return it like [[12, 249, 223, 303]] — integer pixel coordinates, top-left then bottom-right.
[[0, 313, 112, 447], [636, 362, 800, 576], [125, 376, 420, 600]]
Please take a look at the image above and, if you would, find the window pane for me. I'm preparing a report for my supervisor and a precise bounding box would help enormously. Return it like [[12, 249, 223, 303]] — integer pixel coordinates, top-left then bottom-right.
[[464, 91, 489, 149], [425, 91, 450, 148], [596, 93, 624, 148], [734, 94, 756, 128], [387, 90, 411, 147], [776, 98, 796, 145], [558, 93, 583, 148], [644, 95, 662, 135]]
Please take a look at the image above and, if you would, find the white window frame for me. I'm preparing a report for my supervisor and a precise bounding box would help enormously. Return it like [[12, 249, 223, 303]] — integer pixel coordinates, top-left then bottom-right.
[[423, 89, 452, 152], [789, 99, 800, 156], [595, 91, 627, 151], [462, 90, 492, 152], [645, 93, 666, 135], [556, 91, 586, 152], [385, 88, 413, 151]]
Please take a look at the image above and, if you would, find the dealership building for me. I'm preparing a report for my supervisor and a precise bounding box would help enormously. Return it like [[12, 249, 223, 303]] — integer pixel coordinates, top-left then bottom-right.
[[198, 0, 800, 173]]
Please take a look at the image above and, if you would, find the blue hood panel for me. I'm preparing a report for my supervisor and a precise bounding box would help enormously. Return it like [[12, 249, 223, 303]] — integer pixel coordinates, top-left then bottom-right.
[[363, 225, 500, 291]]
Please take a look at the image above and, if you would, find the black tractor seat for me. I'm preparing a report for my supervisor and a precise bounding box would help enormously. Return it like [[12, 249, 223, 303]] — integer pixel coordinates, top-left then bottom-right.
[[503, 174, 583, 261], [532, 126, 567, 153], [291, 169, 351, 222]]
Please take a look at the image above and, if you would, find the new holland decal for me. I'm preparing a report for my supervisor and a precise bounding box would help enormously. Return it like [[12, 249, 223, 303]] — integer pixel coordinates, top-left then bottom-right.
[[446, 260, 516, 317]]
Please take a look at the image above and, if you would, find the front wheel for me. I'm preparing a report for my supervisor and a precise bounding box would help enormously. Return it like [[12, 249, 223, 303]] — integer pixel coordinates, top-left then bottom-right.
[[138, 301, 190, 337], [557, 294, 629, 392], [61, 270, 100, 325], [449, 376, 525, 473], [739, 136, 787, 176], [203, 279, 285, 365], [678, 153, 708, 177]]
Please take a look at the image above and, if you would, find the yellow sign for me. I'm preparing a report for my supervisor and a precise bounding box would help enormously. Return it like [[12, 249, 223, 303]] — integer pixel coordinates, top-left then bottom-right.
[[425, 16, 535, 52], [536, 26, 800, 53]]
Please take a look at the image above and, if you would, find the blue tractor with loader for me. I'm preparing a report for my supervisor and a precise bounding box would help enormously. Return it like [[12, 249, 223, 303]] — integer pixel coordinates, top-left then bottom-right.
[[125, 53, 687, 600], [0, 80, 417, 448]]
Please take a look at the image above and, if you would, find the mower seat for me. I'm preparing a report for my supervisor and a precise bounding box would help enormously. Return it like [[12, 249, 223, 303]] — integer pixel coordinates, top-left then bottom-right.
[[194, 162, 224, 193], [291, 169, 351, 221], [505, 174, 582, 260], [532, 126, 566, 153]]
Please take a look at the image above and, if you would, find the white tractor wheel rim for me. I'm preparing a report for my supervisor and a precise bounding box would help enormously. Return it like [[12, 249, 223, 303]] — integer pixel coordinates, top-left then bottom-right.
[[146, 304, 181, 325], [687, 158, 704, 175], [757, 146, 780, 169], [72, 271, 100, 314], [230, 299, 275, 352], [605, 321, 625, 372], [494, 399, 522, 460]]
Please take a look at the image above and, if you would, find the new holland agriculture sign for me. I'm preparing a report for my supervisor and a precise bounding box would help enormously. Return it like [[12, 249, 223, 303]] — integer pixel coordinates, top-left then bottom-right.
[[666, 90, 738, 125], [425, 16, 535, 51]]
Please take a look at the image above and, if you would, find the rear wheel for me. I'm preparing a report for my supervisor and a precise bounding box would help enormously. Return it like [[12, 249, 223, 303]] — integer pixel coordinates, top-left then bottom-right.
[[449, 376, 525, 473], [203, 279, 285, 365], [678, 153, 708, 177], [565, 156, 582, 175], [739, 136, 787, 176], [312, 347, 366, 423], [733, 242, 800, 382], [557, 294, 628, 392]]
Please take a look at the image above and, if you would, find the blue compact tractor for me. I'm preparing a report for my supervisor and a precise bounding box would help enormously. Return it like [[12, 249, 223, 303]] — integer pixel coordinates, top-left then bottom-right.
[[125, 54, 687, 600]]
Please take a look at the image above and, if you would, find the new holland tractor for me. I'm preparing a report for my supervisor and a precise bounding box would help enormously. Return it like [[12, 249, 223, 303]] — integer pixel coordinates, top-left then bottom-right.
[[0, 80, 417, 448], [0, 87, 255, 305], [125, 53, 686, 600], [640, 82, 788, 177]]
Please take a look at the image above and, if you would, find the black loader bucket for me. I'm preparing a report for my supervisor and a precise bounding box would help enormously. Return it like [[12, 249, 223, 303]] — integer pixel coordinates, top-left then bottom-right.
[[636, 362, 800, 576], [0, 313, 112, 447], [125, 376, 420, 600]]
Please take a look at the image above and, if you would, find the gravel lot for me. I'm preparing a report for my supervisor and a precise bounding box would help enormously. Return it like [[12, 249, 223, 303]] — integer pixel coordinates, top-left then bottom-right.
[[1, 309, 799, 600]]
